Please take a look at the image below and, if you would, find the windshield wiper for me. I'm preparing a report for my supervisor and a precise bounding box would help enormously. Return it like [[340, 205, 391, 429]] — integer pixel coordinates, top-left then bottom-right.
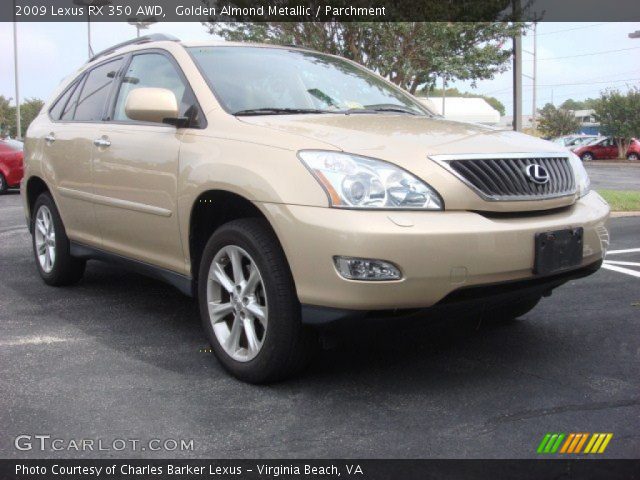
[[234, 108, 329, 116], [348, 104, 421, 115]]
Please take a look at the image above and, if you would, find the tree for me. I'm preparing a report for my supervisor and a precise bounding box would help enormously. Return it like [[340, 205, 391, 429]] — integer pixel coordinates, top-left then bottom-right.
[[205, 22, 525, 94], [537, 103, 580, 138], [421, 86, 506, 115], [17, 98, 45, 138], [0, 97, 44, 138], [560, 98, 585, 111], [559, 97, 598, 112], [593, 87, 640, 159], [0, 95, 13, 137]]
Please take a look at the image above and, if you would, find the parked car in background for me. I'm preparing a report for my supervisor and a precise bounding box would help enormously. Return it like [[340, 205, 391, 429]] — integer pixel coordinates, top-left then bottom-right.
[[0, 139, 24, 193], [568, 135, 601, 151], [551, 135, 580, 147], [574, 137, 619, 161], [550, 135, 601, 151], [2, 138, 24, 151], [626, 138, 639, 161]]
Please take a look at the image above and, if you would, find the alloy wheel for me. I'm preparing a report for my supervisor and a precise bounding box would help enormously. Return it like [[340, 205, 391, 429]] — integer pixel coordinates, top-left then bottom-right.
[[206, 245, 268, 362], [35, 205, 56, 273]]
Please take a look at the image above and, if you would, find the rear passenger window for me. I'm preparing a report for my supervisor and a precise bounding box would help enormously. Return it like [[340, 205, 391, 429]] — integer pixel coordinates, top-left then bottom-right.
[[49, 80, 80, 120], [60, 77, 85, 121], [73, 58, 123, 122], [113, 53, 193, 123]]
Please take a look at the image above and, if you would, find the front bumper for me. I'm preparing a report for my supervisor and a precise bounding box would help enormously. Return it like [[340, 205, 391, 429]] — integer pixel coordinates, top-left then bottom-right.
[[260, 191, 610, 310]]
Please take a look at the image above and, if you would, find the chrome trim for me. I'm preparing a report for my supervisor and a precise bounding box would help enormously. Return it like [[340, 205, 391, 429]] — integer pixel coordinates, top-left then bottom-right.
[[428, 152, 577, 202]]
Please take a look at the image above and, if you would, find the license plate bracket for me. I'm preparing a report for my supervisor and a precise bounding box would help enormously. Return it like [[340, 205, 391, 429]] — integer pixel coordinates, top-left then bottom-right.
[[534, 228, 584, 275]]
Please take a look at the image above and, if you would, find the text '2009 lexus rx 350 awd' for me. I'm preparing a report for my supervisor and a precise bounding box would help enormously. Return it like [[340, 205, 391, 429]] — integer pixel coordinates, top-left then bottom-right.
[[22, 34, 610, 383]]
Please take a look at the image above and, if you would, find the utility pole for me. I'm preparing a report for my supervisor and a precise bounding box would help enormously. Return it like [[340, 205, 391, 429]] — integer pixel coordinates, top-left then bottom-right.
[[512, 0, 522, 131], [13, 21, 21, 139], [74, 0, 112, 59], [441, 77, 446, 117], [531, 22, 537, 130], [523, 22, 537, 131], [127, 19, 157, 38]]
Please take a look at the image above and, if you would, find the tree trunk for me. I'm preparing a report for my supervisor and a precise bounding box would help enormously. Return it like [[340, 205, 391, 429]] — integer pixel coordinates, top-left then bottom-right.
[[617, 138, 629, 160]]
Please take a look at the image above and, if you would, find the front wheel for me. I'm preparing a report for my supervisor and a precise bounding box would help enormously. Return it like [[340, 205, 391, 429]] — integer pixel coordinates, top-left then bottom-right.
[[581, 152, 594, 162], [198, 218, 316, 383], [627, 153, 639, 161], [31, 193, 85, 286], [0, 173, 7, 194]]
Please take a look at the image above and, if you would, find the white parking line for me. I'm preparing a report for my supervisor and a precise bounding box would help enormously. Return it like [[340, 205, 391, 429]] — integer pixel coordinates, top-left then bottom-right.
[[607, 248, 640, 255], [602, 263, 640, 279], [604, 260, 640, 267], [0, 335, 72, 347]]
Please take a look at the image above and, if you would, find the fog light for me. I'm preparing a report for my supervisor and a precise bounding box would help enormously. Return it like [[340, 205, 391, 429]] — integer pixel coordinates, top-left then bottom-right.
[[333, 256, 402, 281]]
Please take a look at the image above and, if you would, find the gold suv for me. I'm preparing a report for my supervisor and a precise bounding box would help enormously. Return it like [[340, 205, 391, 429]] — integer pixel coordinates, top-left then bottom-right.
[[22, 34, 609, 382]]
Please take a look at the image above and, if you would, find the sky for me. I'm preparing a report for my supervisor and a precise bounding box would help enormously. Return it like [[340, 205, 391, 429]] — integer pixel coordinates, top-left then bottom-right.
[[1, 21, 639, 117]]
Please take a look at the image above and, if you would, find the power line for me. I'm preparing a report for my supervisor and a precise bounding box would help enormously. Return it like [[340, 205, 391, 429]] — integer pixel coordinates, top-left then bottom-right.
[[481, 75, 640, 95], [538, 46, 640, 61], [536, 23, 608, 36], [531, 78, 640, 88]]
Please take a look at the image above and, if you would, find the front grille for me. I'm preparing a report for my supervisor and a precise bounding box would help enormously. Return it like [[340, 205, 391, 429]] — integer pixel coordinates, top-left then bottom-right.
[[433, 154, 576, 201]]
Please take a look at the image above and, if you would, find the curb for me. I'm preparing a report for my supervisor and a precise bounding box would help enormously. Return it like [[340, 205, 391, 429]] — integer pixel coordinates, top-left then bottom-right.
[[610, 211, 640, 218], [587, 162, 640, 167]]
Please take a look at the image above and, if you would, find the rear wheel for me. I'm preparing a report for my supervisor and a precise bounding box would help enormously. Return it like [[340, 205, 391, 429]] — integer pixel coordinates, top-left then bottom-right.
[[482, 296, 542, 324], [0, 173, 7, 194], [627, 153, 639, 161], [31, 193, 85, 286], [198, 218, 317, 383]]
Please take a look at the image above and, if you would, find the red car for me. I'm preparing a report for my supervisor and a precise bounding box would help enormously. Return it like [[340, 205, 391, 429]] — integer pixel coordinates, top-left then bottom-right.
[[574, 137, 640, 161], [0, 139, 24, 193]]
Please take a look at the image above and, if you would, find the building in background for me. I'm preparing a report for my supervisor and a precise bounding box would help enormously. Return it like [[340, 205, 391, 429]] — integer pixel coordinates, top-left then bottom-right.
[[573, 109, 600, 135], [417, 97, 500, 125]]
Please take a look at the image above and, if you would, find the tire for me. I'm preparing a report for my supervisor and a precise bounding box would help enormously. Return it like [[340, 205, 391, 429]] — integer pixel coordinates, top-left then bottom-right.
[[482, 296, 542, 324], [31, 193, 85, 286], [0, 173, 7, 194], [627, 153, 639, 161], [198, 218, 317, 383], [580, 152, 594, 162]]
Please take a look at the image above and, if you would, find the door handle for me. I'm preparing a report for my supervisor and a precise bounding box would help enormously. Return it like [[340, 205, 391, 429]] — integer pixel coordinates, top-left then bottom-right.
[[93, 137, 111, 148], [44, 134, 55, 144]]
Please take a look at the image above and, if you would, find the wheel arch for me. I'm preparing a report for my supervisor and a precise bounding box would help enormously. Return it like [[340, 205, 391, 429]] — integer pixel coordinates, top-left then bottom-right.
[[25, 176, 51, 232], [188, 189, 285, 282]]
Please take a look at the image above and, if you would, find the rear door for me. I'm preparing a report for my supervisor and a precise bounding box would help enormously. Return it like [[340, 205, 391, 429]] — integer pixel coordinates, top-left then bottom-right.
[[40, 57, 123, 246], [90, 50, 204, 274]]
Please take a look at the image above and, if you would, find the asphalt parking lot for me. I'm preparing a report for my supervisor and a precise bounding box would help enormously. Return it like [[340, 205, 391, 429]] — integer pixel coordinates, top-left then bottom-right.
[[1, 190, 638, 459], [586, 163, 640, 191]]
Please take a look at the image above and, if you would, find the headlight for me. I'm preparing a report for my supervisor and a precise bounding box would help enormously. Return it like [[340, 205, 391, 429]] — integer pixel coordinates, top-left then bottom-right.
[[568, 152, 591, 198], [298, 150, 443, 210]]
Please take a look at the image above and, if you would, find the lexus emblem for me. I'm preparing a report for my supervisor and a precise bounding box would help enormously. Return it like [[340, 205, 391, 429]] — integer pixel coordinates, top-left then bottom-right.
[[524, 164, 550, 184]]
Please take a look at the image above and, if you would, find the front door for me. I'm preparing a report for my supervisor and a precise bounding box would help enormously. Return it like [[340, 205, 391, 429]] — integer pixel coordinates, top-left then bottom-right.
[[91, 51, 198, 274]]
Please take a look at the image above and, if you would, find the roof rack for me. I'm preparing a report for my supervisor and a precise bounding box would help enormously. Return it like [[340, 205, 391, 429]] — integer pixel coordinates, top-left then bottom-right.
[[89, 33, 180, 63]]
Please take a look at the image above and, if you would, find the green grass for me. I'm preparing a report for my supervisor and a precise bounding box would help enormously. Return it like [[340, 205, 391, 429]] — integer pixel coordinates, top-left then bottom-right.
[[597, 190, 640, 212]]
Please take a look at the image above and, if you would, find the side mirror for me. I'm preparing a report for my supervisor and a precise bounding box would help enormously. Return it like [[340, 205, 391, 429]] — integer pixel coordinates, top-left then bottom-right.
[[125, 87, 179, 124]]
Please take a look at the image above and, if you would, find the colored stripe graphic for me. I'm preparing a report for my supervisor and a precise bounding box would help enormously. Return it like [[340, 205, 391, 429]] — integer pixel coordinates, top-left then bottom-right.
[[537, 433, 565, 453], [585, 433, 614, 454], [574, 433, 589, 453], [539, 433, 613, 454]]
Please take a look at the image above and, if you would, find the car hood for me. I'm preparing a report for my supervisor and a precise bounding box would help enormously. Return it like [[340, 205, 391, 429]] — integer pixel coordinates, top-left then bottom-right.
[[238, 114, 577, 212], [237, 114, 567, 159]]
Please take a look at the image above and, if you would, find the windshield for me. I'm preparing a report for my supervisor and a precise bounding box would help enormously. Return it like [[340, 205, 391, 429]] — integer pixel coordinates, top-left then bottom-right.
[[188, 46, 429, 116]]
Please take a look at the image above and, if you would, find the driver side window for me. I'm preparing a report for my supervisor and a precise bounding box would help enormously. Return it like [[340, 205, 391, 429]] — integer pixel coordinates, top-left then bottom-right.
[[113, 53, 197, 125]]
